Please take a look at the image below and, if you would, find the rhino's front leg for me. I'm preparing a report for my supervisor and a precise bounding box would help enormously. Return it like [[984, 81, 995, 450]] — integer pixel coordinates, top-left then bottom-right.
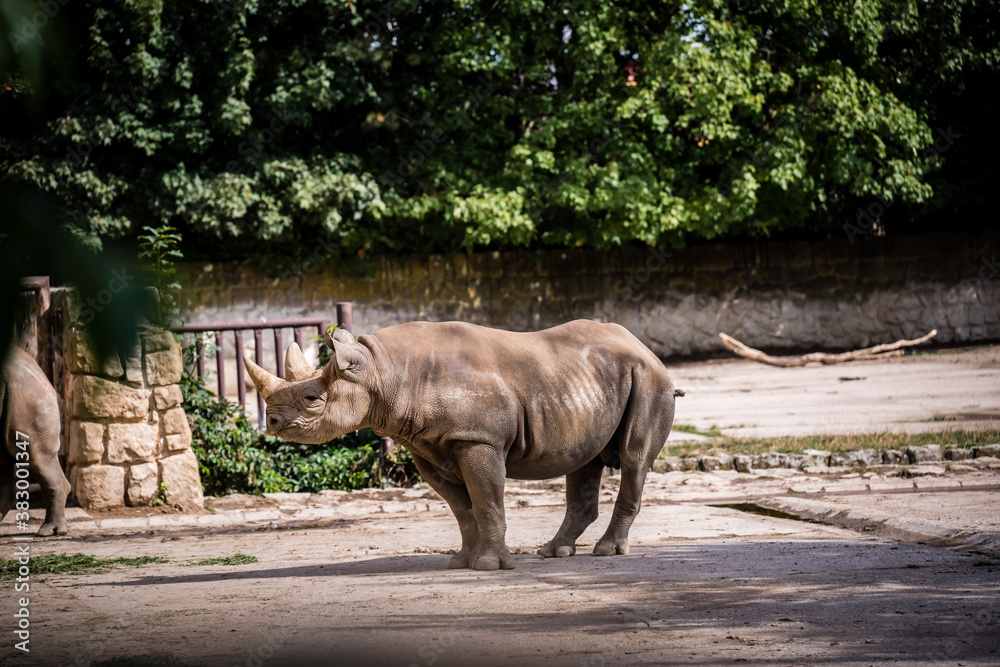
[[409, 452, 480, 569], [454, 442, 515, 571]]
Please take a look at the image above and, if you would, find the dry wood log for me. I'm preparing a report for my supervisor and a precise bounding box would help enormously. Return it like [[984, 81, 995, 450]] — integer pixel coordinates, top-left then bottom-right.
[[718, 330, 937, 367]]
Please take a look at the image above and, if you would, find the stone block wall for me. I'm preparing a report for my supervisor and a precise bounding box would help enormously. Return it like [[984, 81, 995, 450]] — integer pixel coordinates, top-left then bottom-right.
[[52, 291, 204, 510], [176, 230, 1000, 363]]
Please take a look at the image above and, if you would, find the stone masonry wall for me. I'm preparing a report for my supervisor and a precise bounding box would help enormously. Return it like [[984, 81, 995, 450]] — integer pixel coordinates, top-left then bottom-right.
[[177, 231, 999, 370], [52, 290, 203, 510]]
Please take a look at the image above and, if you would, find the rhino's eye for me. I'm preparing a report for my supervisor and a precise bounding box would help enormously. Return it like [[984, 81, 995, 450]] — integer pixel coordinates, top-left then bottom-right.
[[305, 395, 321, 402]]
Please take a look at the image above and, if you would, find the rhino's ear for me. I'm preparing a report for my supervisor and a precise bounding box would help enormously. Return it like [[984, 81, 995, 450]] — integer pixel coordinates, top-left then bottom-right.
[[323, 327, 353, 351], [284, 343, 315, 381], [327, 335, 368, 379]]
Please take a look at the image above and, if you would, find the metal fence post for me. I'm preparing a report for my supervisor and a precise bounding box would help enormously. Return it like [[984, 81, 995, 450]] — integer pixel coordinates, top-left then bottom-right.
[[234, 330, 246, 410], [253, 329, 265, 430], [336, 301, 353, 333], [274, 328, 284, 379], [215, 332, 225, 398], [195, 336, 205, 380]]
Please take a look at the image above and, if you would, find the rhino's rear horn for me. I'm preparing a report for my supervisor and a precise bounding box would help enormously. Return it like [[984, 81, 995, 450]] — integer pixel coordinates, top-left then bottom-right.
[[284, 343, 315, 381], [245, 355, 282, 400]]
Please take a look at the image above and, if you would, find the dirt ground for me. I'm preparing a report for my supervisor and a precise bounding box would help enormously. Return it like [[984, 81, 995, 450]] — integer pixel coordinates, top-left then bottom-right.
[[3, 346, 999, 667], [667, 344, 1000, 440]]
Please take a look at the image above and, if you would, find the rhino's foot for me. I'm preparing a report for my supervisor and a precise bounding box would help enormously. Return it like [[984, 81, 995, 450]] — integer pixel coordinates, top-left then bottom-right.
[[36, 522, 68, 537], [593, 538, 629, 557], [537, 542, 576, 558], [470, 552, 516, 571], [448, 553, 472, 569]]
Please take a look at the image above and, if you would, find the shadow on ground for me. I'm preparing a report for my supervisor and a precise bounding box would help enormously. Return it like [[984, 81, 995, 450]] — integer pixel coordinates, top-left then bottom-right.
[[29, 539, 999, 667]]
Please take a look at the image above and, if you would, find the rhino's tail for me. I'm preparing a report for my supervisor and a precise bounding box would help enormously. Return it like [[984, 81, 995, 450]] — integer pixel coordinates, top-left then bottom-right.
[[674, 389, 685, 398]]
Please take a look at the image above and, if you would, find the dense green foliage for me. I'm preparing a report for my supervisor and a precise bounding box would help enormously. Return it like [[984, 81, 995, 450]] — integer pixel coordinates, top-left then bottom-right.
[[2, 1, 996, 262], [137, 224, 183, 323], [180, 370, 419, 495]]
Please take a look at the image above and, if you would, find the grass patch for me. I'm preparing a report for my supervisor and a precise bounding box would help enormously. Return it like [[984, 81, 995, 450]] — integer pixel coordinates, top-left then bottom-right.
[[185, 553, 258, 567], [0, 554, 167, 579], [672, 423, 724, 438], [660, 428, 1000, 459]]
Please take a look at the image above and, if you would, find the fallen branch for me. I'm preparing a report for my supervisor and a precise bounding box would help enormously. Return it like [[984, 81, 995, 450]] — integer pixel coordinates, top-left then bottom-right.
[[718, 330, 938, 367]]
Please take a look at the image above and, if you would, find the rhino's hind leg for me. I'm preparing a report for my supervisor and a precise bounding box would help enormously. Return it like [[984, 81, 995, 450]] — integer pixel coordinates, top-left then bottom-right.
[[0, 464, 14, 522], [595, 375, 676, 557], [30, 440, 70, 537], [538, 456, 603, 558], [409, 452, 480, 569], [35, 458, 71, 536]]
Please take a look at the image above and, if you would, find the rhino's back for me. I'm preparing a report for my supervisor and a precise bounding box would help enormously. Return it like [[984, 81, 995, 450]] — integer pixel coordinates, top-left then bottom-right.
[[3, 347, 57, 396], [366, 320, 673, 471], [369, 319, 658, 365], [2, 347, 60, 458], [368, 319, 663, 383]]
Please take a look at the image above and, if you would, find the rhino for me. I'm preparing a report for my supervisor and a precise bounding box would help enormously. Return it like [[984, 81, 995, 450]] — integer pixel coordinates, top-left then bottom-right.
[[245, 320, 680, 570], [1, 347, 71, 536]]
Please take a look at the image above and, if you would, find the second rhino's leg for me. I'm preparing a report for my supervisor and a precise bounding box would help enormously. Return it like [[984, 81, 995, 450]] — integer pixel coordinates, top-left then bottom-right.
[[0, 458, 14, 521], [24, 393, 70, 537], [410, 452, 479, 569], [33, 448, 71, 537], [538, 456, 604, 558], [454, 442, 515, 571]]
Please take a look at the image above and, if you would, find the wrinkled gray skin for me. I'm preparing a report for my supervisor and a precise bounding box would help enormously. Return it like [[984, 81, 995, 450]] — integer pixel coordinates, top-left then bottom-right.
[[1, 347, 71, 536], [246, 320, 679, 571]]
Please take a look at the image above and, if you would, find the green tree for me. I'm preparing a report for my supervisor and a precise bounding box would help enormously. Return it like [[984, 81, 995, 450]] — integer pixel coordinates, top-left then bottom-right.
[[2, 1, 996, 264]]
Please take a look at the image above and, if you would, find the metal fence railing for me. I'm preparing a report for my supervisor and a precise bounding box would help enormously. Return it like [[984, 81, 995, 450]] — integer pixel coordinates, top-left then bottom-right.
[[170, 302, 353, 429]]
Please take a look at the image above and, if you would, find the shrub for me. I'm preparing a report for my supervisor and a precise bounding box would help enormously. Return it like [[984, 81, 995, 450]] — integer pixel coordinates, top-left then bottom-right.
[[180, 371, 419, 496]]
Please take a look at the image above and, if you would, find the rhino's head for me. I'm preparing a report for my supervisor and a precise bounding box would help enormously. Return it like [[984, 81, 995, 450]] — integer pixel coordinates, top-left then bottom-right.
[[244, 329, 374, 444]]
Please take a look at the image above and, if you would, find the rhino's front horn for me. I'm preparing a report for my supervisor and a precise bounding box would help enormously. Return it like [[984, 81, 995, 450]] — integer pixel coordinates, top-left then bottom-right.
[[244, 355, 282, 400], [284, 342, 315, 381]]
